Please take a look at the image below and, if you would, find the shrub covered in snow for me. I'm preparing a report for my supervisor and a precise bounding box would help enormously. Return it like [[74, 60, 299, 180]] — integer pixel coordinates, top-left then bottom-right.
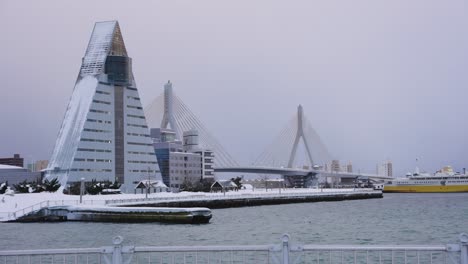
[[42, 178, 61, 192], [12, 178, 61, 193], [180, 178, 214, 192], [86, 179, 103, 195], [86, 179, 121, 195], [66, 179, 121, 195], [0, 182, 8, 194], [13, 180, 41, 193]]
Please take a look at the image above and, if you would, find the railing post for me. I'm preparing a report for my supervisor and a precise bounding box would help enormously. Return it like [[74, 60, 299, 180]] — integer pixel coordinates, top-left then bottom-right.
[[460, 233, 468, 264], [112, 236, 124, 264], [282, 234, 290, 264]]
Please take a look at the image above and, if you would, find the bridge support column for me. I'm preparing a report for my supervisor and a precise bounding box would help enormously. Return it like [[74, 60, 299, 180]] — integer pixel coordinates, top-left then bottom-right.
[[161, 81, 180, 138], [283, 173, 316, 188], [287, 105, 315, 168]]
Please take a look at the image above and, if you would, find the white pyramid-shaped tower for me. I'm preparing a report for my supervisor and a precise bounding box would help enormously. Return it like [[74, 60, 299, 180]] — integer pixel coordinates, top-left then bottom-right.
[[45, 21, 162, 191]]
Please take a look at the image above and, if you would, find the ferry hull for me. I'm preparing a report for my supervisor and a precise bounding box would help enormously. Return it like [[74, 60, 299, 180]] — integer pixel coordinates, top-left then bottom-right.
[[384, 185, 468, 193]]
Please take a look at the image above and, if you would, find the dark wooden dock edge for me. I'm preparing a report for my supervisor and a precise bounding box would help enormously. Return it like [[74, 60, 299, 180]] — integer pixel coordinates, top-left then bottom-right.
[[124, 192, 383, 209]]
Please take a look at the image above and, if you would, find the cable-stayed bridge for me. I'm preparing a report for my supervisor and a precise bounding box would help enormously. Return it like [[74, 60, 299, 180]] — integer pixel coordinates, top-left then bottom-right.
[[145, 81, 239, 168], [145, 82, 391, 187]]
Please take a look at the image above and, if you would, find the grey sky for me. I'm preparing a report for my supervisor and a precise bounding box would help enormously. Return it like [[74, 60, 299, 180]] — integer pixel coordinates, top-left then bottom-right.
[[1, 0, 467, 175]]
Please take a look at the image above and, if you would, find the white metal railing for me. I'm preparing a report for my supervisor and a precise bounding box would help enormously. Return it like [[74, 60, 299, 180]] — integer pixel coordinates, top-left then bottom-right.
[[2, 199, 106, 221], [1, 233, 466, 264], [104, 189, 379, 206]]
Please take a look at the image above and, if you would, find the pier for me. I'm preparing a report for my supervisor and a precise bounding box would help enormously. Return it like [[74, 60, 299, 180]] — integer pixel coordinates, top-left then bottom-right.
[[105, 189, 382, 209], [12, 205, 212, 224], [1, 189, 380, 223]]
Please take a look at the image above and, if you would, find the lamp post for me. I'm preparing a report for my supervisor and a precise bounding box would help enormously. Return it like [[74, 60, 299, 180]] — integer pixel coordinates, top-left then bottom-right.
[[79, 178, 85, 204], [145, 183, 149, 199], [146, 166, 151, 199]]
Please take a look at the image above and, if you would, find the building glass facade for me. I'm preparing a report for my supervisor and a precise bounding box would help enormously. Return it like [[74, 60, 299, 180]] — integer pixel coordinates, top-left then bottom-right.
[[44, 21, 162, 192]]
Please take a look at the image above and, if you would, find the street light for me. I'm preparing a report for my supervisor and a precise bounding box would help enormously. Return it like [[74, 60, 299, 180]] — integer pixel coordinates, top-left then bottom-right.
[[79, 178, 85, 204], [145, 166, 151, 199]]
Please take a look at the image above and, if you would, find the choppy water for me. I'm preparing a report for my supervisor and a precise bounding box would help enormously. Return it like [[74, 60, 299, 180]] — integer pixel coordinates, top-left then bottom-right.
[[1, 193, 467, 250]]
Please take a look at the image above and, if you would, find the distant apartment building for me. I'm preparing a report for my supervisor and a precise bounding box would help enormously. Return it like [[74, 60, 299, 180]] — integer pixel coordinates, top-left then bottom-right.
[[35, 160, 49, 171], [26, 160, 49, 172], [151, 128, 215, 189], [377, 161, 393, 177], [194, 149, 215, 179], [331, 160, 341, 172], [346, 162, 353, 173], [168, 151, 204, 189], [0, 154, 24, 168], [183, 129, 215, 180]]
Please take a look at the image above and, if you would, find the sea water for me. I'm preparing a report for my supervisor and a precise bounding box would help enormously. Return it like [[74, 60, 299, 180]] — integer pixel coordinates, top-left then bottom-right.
[[1, 193, 467, 250]]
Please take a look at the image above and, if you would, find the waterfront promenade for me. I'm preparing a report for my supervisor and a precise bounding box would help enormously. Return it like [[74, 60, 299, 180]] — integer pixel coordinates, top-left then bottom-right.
[[0, 188, 379, 222], [106, 188, 381, 209]]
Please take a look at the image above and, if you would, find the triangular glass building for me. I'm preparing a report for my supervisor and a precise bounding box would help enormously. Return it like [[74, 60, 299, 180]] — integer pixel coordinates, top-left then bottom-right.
[[45, 21, 161, 191]]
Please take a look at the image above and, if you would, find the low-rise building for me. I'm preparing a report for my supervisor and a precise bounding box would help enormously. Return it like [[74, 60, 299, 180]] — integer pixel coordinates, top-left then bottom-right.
[[0, 164, 42, 188], [0, 154, 24, 168], [151, 128, 215, 190]]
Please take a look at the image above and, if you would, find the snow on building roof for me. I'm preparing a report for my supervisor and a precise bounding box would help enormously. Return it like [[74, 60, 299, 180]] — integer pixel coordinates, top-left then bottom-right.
[[0, 164, 24, 170], [135, 180, 167, 189], [211, 180, 238, 188]]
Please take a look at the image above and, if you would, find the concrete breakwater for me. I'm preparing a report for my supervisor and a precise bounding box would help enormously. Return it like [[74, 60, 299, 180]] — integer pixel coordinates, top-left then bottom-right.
[[118, 190, 383, 209], [12, 205, 212, 224]]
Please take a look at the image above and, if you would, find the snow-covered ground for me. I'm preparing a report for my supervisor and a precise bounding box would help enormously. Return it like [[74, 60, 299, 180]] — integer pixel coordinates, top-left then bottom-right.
[[0, 188, 371, 221]]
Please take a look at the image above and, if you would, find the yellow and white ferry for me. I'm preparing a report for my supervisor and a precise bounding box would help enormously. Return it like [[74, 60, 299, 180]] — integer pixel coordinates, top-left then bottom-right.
[[384, 166, 468, 193]]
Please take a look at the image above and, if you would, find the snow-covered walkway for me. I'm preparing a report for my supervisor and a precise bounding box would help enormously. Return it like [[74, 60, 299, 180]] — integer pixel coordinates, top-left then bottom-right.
[[0, 188, 370, 221]]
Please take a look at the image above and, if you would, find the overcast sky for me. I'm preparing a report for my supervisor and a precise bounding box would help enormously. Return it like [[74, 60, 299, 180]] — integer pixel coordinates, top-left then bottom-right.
[[1, 0, 467, 175]]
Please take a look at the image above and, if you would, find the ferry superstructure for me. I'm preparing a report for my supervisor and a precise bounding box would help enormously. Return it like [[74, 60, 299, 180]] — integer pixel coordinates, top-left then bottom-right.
[[384, 166, 468, 193]]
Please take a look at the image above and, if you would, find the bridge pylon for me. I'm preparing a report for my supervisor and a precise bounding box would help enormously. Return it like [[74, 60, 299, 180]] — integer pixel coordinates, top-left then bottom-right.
[[145, 81, 239, 168], [160, 80, 180, 138], [287, 105, 314, 168]]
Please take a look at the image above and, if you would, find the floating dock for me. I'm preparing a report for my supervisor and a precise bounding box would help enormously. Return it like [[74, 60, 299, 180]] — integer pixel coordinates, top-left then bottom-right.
[[11, 205, 212, 224]]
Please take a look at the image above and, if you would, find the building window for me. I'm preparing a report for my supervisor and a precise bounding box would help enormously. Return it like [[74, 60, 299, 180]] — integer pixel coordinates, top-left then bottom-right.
[[77, 148, 111, 153], [96, 90, 111, 95], [83, 128, 111, 133], [127, 114, 145, 119], [81, 138, 112, 143], [93, 99, 111, 105], [87, 118, 112, 124], [89, 109, 111, 115], [127, 105, 143, 110], [127, 142, 152, 146], [127, 123, 148, 128]]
